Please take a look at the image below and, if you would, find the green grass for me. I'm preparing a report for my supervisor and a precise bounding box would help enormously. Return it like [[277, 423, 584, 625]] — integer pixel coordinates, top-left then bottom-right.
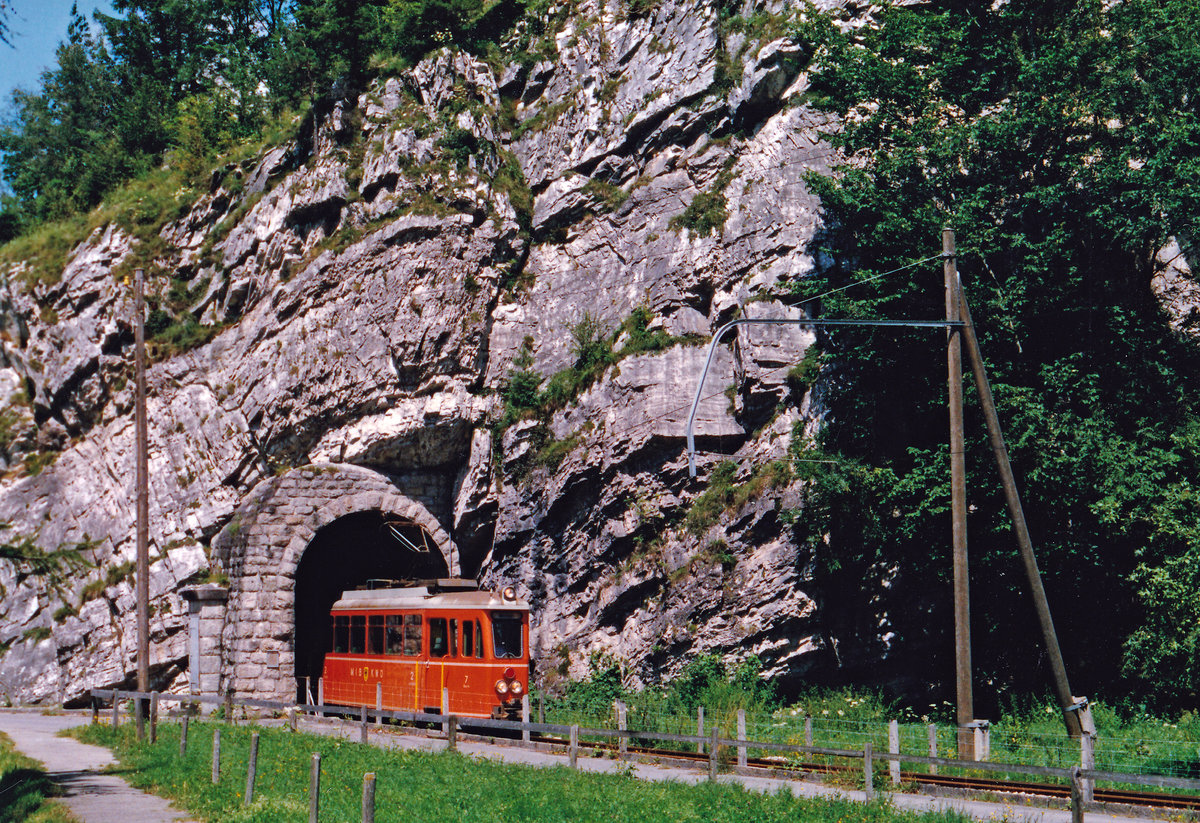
[[71, 720, 975, 823], [0, 731, 75, 822], [537, 685, 1200, 794]]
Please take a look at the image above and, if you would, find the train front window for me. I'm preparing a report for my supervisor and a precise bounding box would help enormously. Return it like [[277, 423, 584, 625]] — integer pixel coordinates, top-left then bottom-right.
[[491, 612, 523, 659], [403, 615, 422, 655], [475, 620, 483, 658], [333, 616, 350, 653], [462, 620, 474, 657], [386, 615, 404, 655], [350, 615, 366, 654], [429, 618, 448, 658], [368, 616, 385, 655], [449, 619, 458, 657]]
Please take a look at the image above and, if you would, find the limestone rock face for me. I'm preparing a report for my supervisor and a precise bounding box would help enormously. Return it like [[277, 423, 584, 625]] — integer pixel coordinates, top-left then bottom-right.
[[0, 0, 885, 703], [1153, 237, 1200, 338]]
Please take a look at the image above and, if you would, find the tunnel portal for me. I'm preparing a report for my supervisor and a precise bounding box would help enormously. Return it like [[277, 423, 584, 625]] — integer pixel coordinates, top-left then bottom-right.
[[293, 511, 449, 699]]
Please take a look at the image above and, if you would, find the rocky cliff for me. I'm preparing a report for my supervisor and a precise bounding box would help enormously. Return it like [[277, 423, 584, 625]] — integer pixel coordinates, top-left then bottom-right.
[[0, 0, 872, 703]]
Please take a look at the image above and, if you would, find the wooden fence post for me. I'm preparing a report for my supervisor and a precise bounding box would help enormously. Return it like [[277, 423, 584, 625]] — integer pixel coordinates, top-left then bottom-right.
[[736, 709, 747, 768], [569, 725, 579, 769], [180, 714, 189, 757], [1080, 733, 1095, 803], [928, 724, 938, 775], [90, 695, 98, 725], [708, 727, 719, 780], [309, 753, 321, 823], [224, 690, 234, 725], [522, 694, 531, 744], [211, 729, 221, 784], [317, 677, 324, 718], [804, 716, 813, 748], [360, 704, 369, 744], [615, 700, 626, 759], [441, 687, 450, 735], [1071, 765, 1085, 823], [289, 708, 297, 732], [888, 719, 900, 786], [538, 693, 544, 725], [697, 707, 705, 754], [362, 772, 376, 823], [863, 742, 874, 801], [447, 715, 457, 751], [135, 696, 145, 742], [376, 683, 383, 728], [245, 731, 259, 806], [150, 692, 159, 744]]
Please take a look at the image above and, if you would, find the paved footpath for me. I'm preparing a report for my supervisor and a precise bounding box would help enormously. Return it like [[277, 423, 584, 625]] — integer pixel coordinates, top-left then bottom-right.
[[0, 709, 194, 823]]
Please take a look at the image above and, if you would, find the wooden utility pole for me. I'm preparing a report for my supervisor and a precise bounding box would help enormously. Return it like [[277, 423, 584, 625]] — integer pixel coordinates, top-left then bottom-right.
[[954, 278, 1093, 738], [944, 228, 973, 758], [134, 268, 150, 696]]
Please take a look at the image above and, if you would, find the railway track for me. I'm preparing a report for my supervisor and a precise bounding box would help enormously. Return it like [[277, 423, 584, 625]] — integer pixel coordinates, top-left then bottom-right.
[[530, 734, 1200, 812]]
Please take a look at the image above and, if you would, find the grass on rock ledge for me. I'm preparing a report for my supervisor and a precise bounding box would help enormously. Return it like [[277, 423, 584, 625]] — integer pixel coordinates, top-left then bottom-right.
[[71, 721, 974, 823]]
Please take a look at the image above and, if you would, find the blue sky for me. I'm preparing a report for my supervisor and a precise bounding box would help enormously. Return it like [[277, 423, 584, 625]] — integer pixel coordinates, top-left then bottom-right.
[[0, 1, 116, 103]]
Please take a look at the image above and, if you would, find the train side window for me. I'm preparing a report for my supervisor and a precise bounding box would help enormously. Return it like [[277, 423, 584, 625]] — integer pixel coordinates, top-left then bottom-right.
[[491, 611, 523, 659], [350, 615, 366, 654], [403, 615, 422, 656], [333, 616, 350, 653], [475, 620, 483, 658], [429, 618, 448, 658], [386, 615, 404, 655], [367, 616, 385, 655], [449, 619, 458, 658], [462, 620, 474, 658]]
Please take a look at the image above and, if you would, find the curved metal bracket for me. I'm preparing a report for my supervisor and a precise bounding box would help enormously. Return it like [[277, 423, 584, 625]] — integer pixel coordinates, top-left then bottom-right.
[[685, 317, 962, 476]]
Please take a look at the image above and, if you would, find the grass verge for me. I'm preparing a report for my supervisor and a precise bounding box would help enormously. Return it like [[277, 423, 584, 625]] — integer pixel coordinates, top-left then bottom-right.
[[0, 731, 75, 822], [71, 721, 974, 823]]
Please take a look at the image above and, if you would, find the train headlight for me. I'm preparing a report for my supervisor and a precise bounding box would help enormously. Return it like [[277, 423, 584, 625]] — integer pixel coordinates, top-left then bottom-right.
[[501, 586, 517, 602], [510, 680, 524, 696], [494, 679, 510, 696]]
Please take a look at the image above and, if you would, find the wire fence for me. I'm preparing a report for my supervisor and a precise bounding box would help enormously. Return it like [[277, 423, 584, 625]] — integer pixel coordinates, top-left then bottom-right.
[[91, 688, 1200, 806], [530, 694, 1200, 793]]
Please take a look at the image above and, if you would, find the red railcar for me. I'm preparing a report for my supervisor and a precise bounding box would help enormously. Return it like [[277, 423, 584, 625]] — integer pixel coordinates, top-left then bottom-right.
[[320, 579, 530, 719]]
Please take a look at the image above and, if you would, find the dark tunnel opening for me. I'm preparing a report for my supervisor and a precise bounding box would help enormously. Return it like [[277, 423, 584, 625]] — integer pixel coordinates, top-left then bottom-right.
[[293, 509, 449, 702]]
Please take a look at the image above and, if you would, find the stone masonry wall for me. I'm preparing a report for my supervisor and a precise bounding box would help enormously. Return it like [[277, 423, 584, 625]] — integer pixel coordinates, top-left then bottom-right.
[[212, 463, 455, 700]]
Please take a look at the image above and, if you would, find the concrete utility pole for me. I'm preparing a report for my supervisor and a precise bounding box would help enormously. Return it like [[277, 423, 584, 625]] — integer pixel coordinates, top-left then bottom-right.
[[135, 268, 150, 695], [944, 228, 973, 759]]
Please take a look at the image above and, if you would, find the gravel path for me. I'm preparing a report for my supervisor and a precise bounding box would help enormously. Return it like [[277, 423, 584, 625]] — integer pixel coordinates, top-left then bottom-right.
[[0, 710, 194, 823]]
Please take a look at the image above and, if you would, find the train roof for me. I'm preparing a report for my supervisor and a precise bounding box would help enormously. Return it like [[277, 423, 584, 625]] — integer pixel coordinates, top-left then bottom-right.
[[331, 580, 528, 612]]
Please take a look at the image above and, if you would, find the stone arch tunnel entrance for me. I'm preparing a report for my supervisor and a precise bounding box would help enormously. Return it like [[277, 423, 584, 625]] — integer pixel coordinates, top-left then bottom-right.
[[293, 510, 449, 701], [212, 464, 461, 702]]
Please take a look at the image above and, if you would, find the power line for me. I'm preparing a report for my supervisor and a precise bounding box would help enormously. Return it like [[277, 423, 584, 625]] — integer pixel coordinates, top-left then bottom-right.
[[787, 253, 947, 309]]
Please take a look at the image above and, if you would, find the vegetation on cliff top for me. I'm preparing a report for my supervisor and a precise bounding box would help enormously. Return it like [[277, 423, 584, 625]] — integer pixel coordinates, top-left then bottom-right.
[[0, 0, 524, 245]]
